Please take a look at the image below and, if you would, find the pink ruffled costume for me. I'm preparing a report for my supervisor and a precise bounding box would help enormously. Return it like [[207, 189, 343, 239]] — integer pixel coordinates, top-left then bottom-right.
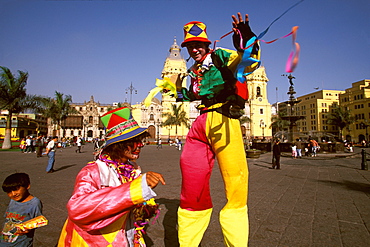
[[58, 160, 156, 247]]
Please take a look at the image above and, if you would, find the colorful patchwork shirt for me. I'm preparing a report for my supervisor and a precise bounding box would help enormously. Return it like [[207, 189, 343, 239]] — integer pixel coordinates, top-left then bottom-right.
[[181, 48, 242, 103]]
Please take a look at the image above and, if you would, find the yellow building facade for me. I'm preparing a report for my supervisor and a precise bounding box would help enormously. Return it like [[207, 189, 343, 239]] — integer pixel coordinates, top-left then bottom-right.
[[245, 66, 272, 140], [340, 79, 370, 142], [295, 90, 344, 140]]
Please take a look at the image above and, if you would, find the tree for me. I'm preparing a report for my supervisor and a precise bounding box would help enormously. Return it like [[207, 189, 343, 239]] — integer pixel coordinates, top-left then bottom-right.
[[0, 66, 44, 149], [239, 115, 251, 125], [162, 103, 189, 136], [270, 111, 290, 133], [40, 91, 77, 137], [327, 105, 354, 141]]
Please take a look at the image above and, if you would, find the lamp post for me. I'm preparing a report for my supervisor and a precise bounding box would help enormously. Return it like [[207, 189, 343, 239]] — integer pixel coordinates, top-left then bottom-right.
[[125, 82, 137, 105], [360, 120, 369, 146], [28, 120, 40, 136], [167, 125, 172, 141], [83, 119, 88, 140], [260, 120, 266, 140], [156, 119, 161, 141]]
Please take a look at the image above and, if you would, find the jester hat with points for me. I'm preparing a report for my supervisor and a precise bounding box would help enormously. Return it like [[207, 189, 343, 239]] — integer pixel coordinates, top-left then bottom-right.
[[101, 107, 147, 147]]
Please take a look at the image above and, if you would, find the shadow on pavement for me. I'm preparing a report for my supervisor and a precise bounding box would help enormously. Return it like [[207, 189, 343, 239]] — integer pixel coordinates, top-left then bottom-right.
[[317, 179, 370, 194], [156, 198, 180, 247], [54, 164, 77, 172]]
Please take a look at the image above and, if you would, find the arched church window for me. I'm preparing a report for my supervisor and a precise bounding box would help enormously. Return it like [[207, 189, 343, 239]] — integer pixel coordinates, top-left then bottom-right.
[[150, 114, 154, 121], [256, 86, 261, 96], [89, 116, 93, 124]]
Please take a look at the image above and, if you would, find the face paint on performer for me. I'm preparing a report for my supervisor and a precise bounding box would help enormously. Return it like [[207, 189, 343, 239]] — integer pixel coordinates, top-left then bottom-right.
[[185, 41, 210, 63], [121, 140, 145, 163]]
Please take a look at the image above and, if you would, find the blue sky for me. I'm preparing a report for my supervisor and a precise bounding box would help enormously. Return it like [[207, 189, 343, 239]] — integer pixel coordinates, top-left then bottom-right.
[[1, 0, 369, 105]]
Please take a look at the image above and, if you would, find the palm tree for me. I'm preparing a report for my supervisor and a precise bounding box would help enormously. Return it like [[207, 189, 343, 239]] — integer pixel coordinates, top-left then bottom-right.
[[162, 103, 189, 136], [270, 111, 290, 132], [327, 105, 354, 140], [40, 91, 77, 137], [0, 66, 44, 149]]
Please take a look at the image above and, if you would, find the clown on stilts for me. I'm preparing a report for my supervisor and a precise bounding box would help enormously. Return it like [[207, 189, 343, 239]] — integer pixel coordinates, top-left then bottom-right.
[[142, 3, 300, 245], [175, 13, 260, 247]]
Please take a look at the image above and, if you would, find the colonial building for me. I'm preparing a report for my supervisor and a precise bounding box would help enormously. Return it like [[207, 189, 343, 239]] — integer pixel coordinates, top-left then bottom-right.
[[295, 89, 345, 140], [0, 112, 48, 138], [340, 79, 370, 142], [57, 96, 114, 140]]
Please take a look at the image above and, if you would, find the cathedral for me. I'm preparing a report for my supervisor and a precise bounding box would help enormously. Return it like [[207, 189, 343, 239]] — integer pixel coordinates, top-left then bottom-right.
[[58, 39, 272, 141]]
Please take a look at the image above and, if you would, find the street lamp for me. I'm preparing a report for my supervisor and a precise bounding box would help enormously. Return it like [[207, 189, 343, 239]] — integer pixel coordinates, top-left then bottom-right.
[[260, 120, 266, 140], [83, 119, 88, 140], [167, 125, 172, 141], [360, 120, 369, 145], [28, 120, 40, 136], [156, 119, 162, 141], [125, 82, 137, 105]]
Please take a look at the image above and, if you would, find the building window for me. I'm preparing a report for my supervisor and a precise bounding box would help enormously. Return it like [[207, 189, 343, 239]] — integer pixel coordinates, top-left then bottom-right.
[[89, 116, 93, 124], [256, 87, 261, 96], [150, 114, 154, 121], [260, 109, 263, 114]]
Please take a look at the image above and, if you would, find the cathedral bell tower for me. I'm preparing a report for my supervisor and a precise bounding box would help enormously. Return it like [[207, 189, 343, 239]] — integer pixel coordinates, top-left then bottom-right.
[[246, 66, 272, 140], [160, 38, 189, 139]]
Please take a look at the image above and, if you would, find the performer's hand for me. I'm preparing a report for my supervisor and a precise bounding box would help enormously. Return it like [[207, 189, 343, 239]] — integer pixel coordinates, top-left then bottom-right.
[[231, 12, 257, 52], [231, 12, 249, 34], [146, 171, 166, 189]]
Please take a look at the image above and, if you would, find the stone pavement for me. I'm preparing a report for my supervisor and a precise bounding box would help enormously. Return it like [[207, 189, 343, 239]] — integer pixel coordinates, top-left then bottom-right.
[[0, 143, 369, 247]]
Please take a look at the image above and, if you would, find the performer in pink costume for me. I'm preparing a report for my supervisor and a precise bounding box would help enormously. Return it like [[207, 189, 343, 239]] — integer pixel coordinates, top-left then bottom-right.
[[58, 107, 165, 247], [177, 13, 260, 246]]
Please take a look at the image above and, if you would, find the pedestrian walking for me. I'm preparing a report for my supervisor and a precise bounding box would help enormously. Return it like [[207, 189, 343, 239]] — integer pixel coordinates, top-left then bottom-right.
[[157, 138, 162, 149], [75, 136, 82, 153], [25, 136, 32, 153], [45, 136, 58, 173], [177, 139, 182, 151], [31, 137, 36, 153], [19, 138, 26, 153], [36, 134, 45, 158], [291, 144, 297, 158], [272, 139, 281, 169], [309, 139, 319, 157], [295, 138, 303, 158]]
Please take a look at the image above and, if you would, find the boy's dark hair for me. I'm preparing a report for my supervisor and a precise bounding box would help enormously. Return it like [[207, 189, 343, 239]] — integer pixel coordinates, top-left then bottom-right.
[[102, 132, 150, 161], [2, 173, 30, 193]]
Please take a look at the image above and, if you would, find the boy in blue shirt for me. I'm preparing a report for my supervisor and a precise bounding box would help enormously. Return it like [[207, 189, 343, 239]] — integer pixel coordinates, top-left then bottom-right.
[[1, 173, 42, 246]]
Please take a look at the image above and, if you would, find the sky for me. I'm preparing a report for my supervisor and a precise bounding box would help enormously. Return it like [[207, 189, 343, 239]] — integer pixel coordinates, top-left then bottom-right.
[[1, 0, 369, 105]]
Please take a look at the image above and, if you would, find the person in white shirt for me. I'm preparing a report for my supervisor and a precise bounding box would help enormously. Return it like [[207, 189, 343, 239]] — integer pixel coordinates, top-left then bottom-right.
[[75, 137, 82, 153], [45, 136, 58, 173]]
